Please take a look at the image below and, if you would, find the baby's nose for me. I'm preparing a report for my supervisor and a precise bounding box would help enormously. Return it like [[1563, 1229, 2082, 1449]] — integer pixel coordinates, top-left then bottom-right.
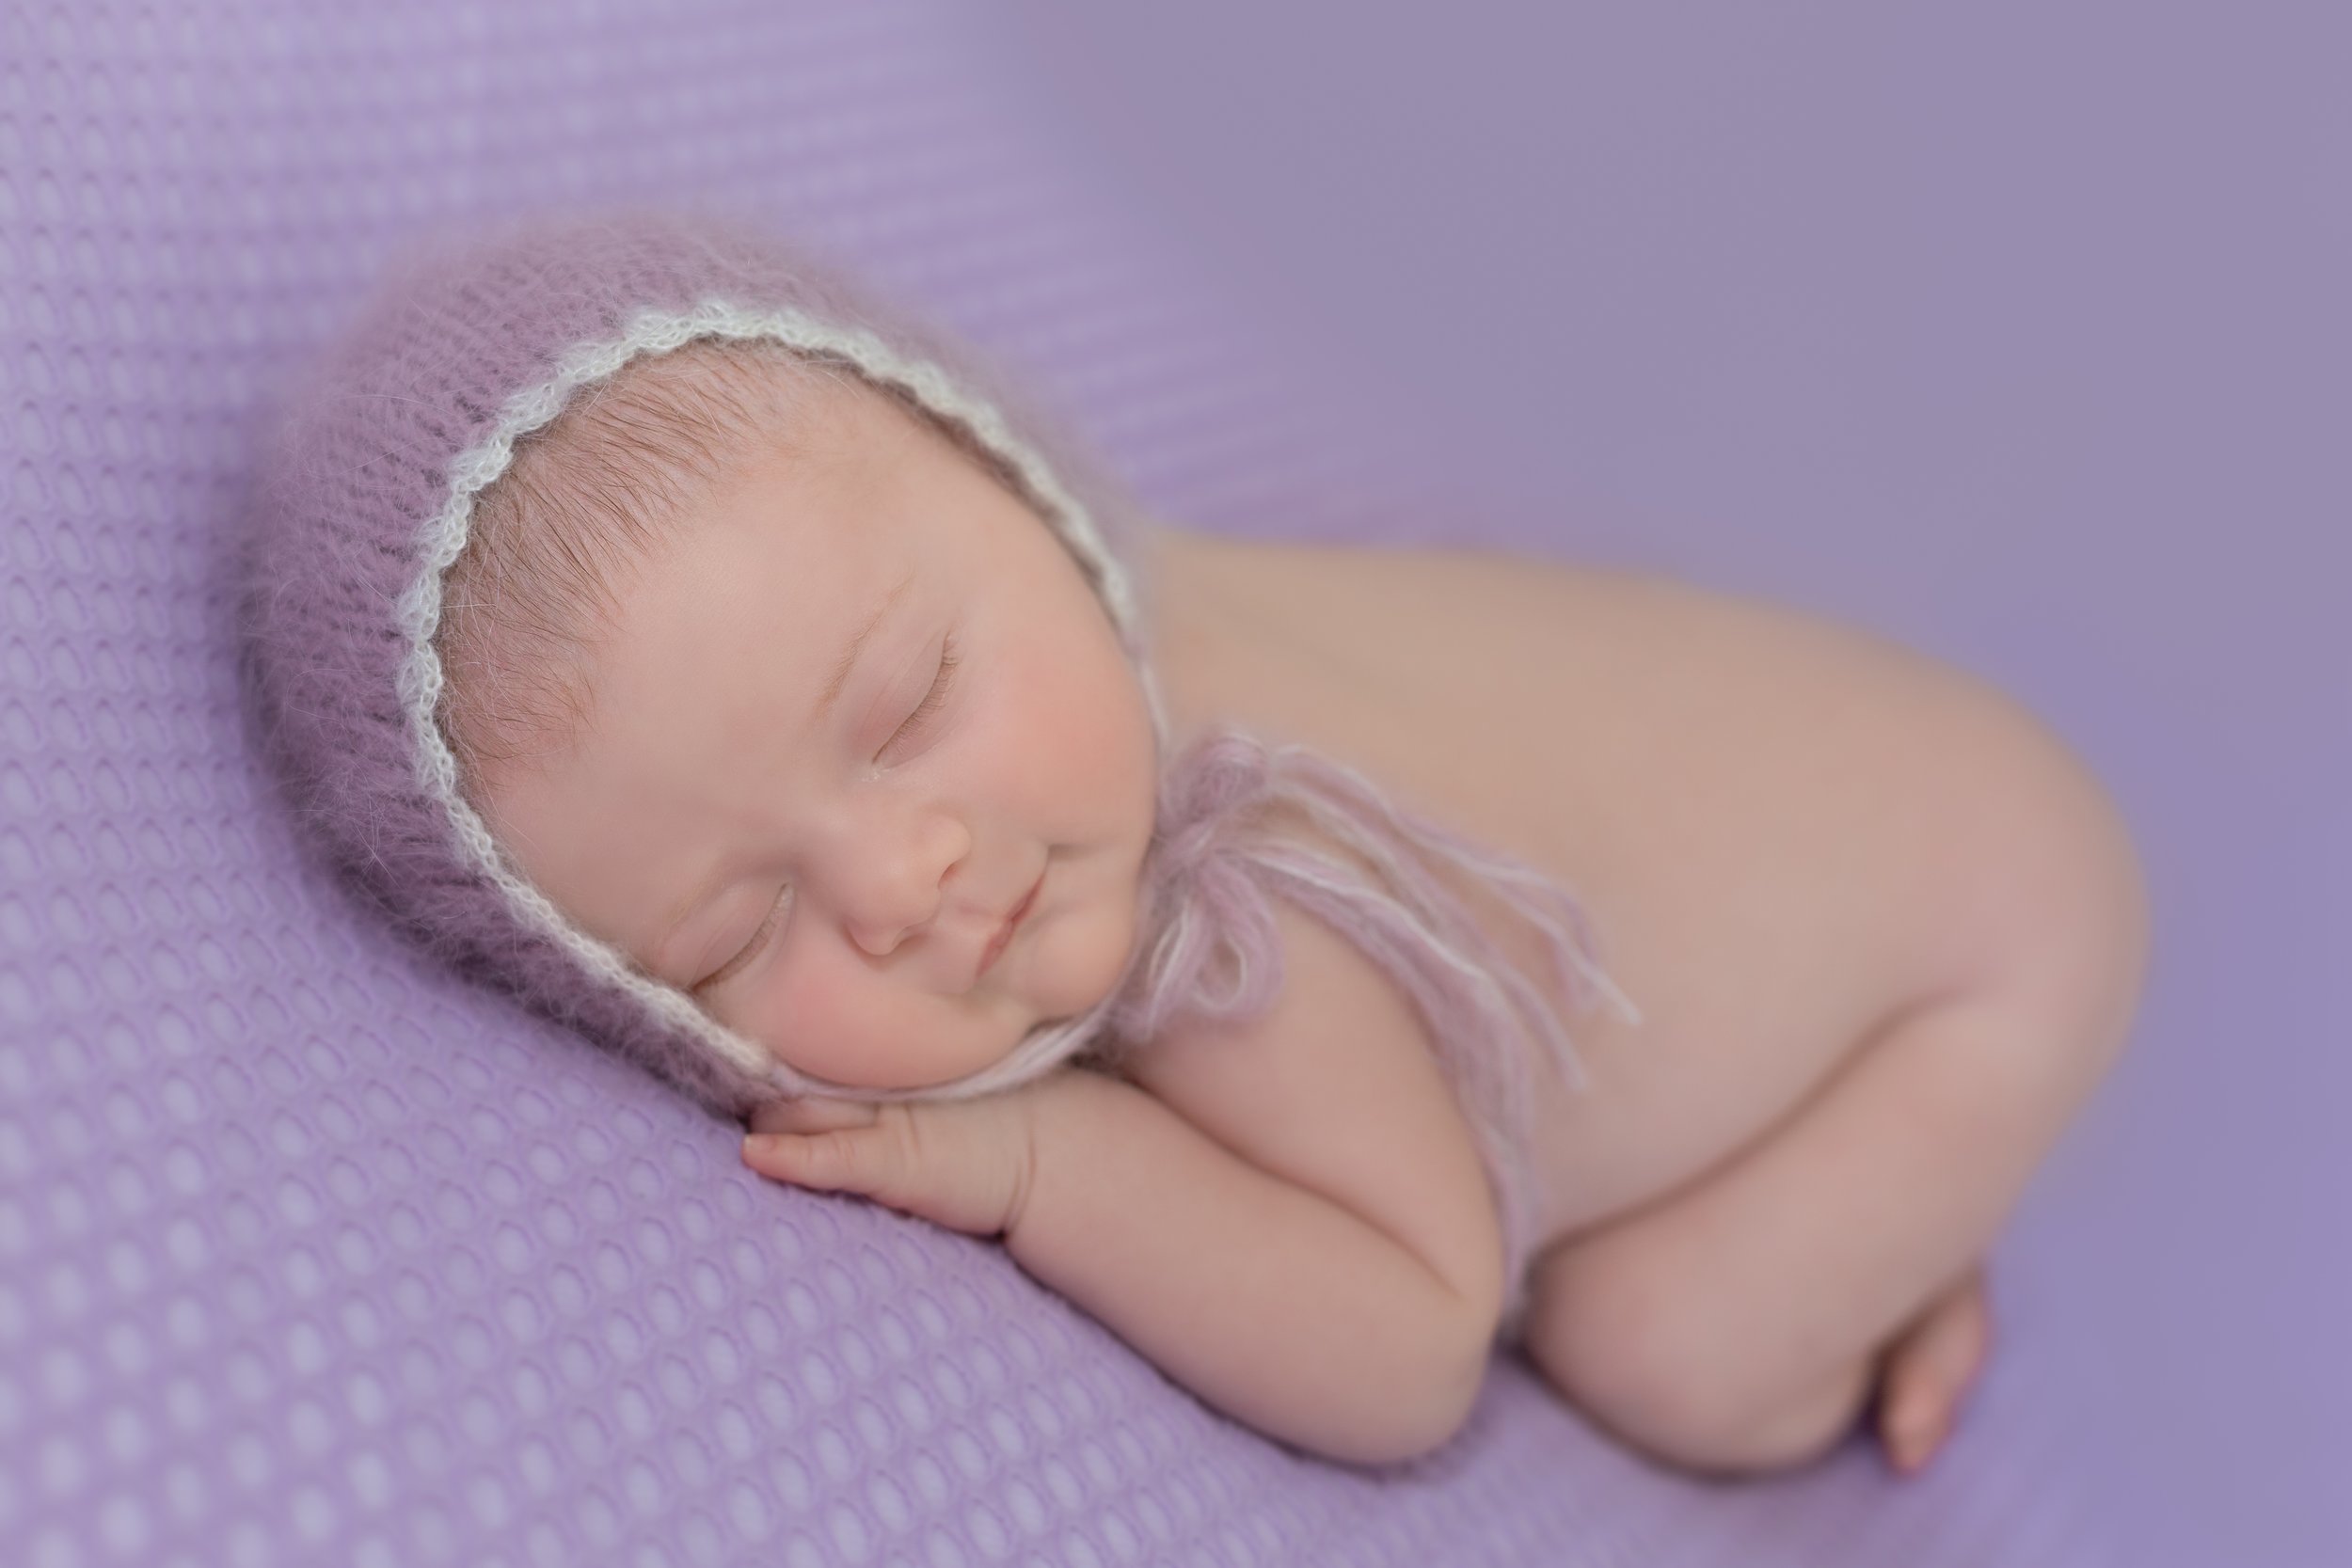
[[839, 811, 970, 955], [845, 906, 927, 958]]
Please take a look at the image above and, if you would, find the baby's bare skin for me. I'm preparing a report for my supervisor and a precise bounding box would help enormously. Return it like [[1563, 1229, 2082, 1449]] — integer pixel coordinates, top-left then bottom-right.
[[1136, 520, 2151, 1472]]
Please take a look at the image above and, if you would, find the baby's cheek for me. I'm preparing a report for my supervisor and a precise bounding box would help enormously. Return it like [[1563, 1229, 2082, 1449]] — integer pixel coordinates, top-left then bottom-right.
[[734, 945, 890, 1084], [1034, 887, 1143, 1021], [997, 629, 1154, 828], [738, 942, 981, 1091]]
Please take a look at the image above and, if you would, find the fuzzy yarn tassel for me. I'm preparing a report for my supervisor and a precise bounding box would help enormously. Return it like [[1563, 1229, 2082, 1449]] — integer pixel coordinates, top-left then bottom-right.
[[1097, 723, 1646, 1332]]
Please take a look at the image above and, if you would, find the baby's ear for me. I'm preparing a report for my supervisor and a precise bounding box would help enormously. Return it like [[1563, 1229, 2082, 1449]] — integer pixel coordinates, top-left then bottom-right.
[[747, 1096, 879, 1134]]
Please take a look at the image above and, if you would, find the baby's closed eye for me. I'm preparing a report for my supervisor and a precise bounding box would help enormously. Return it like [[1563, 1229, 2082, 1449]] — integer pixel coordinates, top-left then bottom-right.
[[880, 632, 961, 762], [694, 884, 794, 993]]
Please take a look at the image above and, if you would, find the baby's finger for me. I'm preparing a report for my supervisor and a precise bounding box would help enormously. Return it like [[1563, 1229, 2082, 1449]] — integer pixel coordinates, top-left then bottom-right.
[[741, 1125, 902, 1203]]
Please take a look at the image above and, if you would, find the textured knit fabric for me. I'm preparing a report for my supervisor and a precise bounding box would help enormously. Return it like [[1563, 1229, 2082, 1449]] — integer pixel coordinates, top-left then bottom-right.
[[1, 3, 2178, 1563]]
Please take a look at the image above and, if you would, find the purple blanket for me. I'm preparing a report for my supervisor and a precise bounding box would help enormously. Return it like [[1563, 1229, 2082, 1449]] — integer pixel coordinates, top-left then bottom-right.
[[3, 2, 2342, 1563]]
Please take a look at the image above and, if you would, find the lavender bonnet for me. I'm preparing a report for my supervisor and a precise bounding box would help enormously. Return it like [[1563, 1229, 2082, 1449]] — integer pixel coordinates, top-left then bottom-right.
[[239, 205, 1174, 1118]]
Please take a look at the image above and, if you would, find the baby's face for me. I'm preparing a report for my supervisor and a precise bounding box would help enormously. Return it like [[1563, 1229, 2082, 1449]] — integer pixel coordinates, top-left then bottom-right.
[[478, 380, 1161, 1091]]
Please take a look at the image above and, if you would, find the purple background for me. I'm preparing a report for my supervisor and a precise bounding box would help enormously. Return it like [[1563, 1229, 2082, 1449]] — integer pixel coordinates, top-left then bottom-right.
[[1, 1, 2344, 1563], [978, 4, 2352, 1561]]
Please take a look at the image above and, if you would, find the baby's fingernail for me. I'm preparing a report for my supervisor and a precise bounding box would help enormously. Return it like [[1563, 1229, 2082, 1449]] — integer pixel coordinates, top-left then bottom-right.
[[744, 1133, 786, 1157]]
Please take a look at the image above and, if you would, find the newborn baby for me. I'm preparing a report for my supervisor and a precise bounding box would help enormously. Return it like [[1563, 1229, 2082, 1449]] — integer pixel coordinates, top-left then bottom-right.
[[246, 212, 2150, 1480]]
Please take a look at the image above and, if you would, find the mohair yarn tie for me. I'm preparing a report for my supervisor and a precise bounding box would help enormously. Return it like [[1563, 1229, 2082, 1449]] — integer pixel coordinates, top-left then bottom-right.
[[1100, 722, 1646, 1328]]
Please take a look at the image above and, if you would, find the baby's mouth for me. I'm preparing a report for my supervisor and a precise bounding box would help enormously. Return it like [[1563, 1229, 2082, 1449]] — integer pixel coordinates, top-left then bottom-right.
[[975, 869, 1044, 981]]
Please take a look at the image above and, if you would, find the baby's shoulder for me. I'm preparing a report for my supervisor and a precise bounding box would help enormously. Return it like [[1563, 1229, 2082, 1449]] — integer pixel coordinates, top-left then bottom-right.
[[1118, 814, 1507, 1314]]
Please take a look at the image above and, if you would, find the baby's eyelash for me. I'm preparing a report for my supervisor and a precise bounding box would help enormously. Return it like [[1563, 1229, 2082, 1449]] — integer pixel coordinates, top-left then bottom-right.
[[696, 885, 790, 993], [885, 634, 961, 753]]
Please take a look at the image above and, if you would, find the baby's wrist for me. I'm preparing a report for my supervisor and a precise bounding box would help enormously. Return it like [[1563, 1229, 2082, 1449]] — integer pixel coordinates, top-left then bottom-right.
[[1003, 1066, 1129, 1241]]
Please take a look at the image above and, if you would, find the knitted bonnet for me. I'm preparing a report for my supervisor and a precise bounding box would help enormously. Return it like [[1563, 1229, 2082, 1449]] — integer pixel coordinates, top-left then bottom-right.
[[241, 206, 1643, 1314], [242, 205, 1183, 1117]]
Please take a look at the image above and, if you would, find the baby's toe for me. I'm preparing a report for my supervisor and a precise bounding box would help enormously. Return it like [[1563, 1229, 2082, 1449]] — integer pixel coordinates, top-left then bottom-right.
[[1876, 1270, 1994, 1475]]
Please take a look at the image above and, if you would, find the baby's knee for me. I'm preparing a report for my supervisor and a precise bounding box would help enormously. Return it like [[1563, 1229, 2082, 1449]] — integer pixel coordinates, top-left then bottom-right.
[[1664, 1360, 1873, 1477], [1519, 1251, 1869, 1476], [1952, 698, 2153, 1095]]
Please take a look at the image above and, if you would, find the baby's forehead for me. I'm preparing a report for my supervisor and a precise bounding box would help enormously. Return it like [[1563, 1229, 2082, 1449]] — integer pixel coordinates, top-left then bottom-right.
[[551, 342, 1074, 621], [686, 350, 965, 473]]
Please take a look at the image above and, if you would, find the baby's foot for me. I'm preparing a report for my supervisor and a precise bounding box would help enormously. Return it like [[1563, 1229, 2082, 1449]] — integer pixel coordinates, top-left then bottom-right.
[[1874, 1267, 1994, 1475]]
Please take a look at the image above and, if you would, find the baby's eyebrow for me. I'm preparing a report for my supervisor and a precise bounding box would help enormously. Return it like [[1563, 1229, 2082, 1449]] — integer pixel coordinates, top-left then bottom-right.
[[812, 569, 917, 728]]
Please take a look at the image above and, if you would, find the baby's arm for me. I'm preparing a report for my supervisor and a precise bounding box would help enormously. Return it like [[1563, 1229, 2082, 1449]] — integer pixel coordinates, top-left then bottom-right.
[[1009, 1067, 1494, 1465], [742, 1066, 1495, 1467]]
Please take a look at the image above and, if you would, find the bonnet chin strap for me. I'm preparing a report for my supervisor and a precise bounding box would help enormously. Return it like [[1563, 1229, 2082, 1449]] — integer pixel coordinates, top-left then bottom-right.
[[1104, 723, 1643, 1291], [1106, 723, 1642, 1089], [767, 721, 1644, 1105]]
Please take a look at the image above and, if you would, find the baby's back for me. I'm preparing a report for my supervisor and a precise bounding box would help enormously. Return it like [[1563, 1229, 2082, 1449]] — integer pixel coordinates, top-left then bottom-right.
[[1138, 520, 2114, 1250]]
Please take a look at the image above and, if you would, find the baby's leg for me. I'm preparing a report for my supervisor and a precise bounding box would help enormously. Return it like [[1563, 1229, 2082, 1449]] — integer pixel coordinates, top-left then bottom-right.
[[1518, 927, 2143, 1476]]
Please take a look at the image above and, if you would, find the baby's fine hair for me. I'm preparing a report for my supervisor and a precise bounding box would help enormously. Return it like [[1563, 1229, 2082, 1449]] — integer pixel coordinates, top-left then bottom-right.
[[439, 327, 1092, 800], [436, 335, 838, 792]]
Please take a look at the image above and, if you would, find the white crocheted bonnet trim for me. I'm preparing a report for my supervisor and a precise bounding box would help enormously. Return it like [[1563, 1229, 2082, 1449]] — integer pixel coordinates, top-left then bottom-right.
[[389, 298, 1172, 1101]]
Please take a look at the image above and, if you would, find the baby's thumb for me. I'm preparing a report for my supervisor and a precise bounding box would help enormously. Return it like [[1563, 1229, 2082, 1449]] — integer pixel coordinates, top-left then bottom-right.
[[748, 1096, 880, 1135]]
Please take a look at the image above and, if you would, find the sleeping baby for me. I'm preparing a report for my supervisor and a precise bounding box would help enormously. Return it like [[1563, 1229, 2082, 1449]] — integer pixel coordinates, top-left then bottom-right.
[[243, 208, 2150, 1479]]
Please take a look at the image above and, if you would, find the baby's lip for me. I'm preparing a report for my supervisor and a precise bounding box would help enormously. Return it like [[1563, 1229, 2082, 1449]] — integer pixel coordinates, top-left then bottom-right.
[[975, 868, 1043, 982]]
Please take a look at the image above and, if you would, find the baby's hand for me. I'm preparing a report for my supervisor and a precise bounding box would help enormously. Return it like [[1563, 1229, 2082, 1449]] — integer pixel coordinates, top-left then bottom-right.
[[740, 1080, 1048, 1239]]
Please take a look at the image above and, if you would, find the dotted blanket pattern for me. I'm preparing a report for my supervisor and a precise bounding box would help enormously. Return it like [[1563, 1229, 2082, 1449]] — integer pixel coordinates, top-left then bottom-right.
[[0, 3, 2122, 1565]]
